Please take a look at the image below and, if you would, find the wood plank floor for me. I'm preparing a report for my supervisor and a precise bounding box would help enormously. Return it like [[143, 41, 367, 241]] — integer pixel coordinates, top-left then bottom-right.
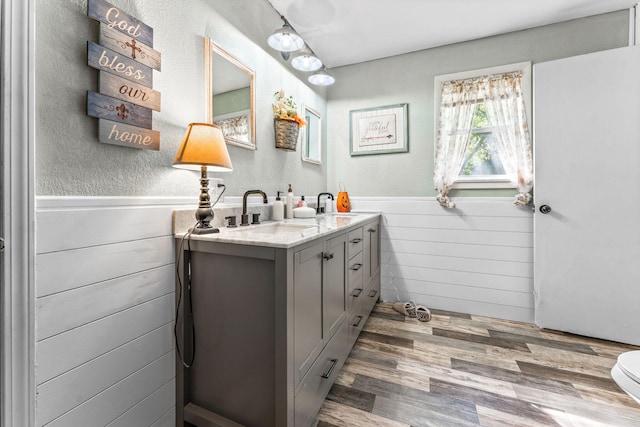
[[315, 303, 640, 427]]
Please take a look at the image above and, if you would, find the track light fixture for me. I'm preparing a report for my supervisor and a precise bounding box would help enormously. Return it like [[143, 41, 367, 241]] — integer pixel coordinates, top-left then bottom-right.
[[267, 12, 335, 86]]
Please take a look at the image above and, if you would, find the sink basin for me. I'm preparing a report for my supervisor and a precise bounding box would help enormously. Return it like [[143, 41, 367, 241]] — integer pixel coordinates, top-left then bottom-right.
[[230, 223, 317, 236]]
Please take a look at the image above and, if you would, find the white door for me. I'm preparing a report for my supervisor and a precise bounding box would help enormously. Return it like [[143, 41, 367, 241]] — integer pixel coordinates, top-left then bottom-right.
[[533, 46, 640, 345]]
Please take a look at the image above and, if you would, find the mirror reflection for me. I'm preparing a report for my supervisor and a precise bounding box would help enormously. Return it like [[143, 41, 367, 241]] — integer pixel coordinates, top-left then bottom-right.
[[205, 38, 255, 150], [302, 105, 321, 164]]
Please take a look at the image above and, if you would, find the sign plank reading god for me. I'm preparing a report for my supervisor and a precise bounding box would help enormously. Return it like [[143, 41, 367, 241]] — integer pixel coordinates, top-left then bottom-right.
[[99, 25, 161, 71], [98, 118, 160, 150], [88, 41, 152, 88], [100, 72, 161, 111], [87, 91, 152, 129], [88, 0, 153, 47]]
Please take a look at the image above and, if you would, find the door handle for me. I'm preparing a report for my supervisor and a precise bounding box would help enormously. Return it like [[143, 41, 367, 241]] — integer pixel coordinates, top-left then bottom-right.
[[539, 205, 552, 214]]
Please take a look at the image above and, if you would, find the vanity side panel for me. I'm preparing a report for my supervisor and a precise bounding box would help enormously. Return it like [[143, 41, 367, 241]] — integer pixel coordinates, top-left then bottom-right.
[[186, 250, 277, 427]]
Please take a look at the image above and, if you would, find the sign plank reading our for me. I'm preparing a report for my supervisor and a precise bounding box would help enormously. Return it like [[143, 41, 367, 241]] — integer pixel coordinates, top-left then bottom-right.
[[88, 41, 153, 88], [98, 118, 160, 150], [99, 25, 161, 71], [87, 0, 153, 48], [100, 72, 161, 111], [87, 91, 152, 129]]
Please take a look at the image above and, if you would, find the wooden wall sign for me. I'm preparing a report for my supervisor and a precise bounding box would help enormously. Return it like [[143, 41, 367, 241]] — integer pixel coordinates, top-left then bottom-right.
[[86, 0, 161, 151]]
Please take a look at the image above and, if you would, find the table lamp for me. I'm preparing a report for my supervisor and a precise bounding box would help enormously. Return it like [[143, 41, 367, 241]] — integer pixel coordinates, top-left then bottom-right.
[[173, 123, 233, 234]]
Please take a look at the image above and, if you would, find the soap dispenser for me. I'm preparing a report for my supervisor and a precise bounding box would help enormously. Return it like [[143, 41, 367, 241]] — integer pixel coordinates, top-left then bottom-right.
[[297, 195, 307, 208], [272, 191, 284, 221], [286, 184, 294, 219]]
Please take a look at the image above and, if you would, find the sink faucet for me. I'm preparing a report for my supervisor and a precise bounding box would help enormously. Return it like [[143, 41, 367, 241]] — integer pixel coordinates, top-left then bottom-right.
[[241, 190, 268, 226], [316, 192, 335, 214]]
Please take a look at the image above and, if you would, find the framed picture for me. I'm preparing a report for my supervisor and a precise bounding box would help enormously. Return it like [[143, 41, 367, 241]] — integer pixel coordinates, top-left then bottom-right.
[[349, 103, 408, 156], [213, 109, 251, 147]]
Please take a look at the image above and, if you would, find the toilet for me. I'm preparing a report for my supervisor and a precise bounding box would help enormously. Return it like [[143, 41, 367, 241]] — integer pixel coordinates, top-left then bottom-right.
[[611, 351, 640, 405]]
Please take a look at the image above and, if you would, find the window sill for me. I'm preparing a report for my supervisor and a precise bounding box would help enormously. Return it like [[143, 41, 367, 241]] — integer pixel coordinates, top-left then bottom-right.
[[452, 178, 514, 189]]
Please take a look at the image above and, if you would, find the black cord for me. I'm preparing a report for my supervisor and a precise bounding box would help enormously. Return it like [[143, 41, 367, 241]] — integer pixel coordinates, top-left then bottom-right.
[[174, 183, 227, 369], [175, 226, 196, 368]]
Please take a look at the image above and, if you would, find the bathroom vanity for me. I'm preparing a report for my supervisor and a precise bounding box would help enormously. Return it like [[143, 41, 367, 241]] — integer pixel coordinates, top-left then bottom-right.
[[174, 212, 381, 427]]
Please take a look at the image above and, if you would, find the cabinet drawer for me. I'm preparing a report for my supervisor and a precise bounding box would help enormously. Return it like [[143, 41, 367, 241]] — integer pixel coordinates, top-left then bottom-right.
[[347, 227, 363, 259], [295, 322, 348, 427]]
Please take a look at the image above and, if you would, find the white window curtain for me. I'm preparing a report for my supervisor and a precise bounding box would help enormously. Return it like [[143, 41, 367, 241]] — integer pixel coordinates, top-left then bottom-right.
[[434, 71, 533, 208], [483, 72, 533, 206], [434, 80, 480, 208]]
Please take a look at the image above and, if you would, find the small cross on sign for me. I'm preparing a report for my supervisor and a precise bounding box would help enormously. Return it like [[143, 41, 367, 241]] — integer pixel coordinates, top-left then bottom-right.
[[125, 39, 142, 60]]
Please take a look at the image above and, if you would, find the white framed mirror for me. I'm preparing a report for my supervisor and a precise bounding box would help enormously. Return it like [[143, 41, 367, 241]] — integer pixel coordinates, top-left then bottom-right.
[[205, 37, 256, 150], [301, 104, 321, 164]]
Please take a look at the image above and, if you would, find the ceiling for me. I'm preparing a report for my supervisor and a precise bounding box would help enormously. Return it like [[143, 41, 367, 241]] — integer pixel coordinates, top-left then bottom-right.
[[268, 0, 637, 68]]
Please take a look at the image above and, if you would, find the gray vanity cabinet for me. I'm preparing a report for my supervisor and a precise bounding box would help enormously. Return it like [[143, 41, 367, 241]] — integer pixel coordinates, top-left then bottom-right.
[[293, 233, 346, 387], [174, 215, 380, 427]]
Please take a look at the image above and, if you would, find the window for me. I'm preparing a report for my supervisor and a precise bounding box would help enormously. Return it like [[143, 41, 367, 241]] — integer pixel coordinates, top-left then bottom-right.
[[434, 62, 533, 207], [458, 103, 507, 183]]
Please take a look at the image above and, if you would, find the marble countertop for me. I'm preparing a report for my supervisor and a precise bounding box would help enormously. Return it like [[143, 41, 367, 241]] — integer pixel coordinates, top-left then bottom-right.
[[174, 211, 381, 248]]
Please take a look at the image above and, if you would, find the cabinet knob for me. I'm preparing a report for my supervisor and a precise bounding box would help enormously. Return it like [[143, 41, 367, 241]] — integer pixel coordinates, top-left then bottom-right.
[[368, 290, 378, 298], [351, 263, 362, 271], [351, 238, 362, 244], [352, 288, 363, 297], [368, 228, 376, 233], [322, 252, 334, 260]]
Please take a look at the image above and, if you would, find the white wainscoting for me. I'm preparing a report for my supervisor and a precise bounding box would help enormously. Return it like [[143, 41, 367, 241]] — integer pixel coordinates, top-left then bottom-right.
[[35, 197, 192, 427], [351, 197, 534, 323]]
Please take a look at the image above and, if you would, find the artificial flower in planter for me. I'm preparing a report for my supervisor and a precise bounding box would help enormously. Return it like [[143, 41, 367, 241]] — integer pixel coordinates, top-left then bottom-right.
[[273, 90, 306, 150]]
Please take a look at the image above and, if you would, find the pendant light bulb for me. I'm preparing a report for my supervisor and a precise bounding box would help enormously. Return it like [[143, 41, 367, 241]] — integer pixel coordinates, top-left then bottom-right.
[[268, 22, 304, 52], [291, 47, 322, 72], [308, 68, 335, 86]]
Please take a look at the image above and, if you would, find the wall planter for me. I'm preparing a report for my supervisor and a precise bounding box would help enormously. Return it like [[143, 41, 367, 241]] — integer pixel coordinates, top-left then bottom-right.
[[274, 118, 299, 150]]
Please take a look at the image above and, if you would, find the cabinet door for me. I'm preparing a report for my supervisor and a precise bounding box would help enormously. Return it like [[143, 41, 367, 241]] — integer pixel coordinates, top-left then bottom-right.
[[363, 220, 380, 285], [294, 241, 325, 386], [323, 234, 346, 341]]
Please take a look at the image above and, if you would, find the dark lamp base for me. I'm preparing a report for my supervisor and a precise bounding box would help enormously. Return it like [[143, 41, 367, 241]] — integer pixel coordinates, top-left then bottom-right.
[[191, 225, 220, 234]]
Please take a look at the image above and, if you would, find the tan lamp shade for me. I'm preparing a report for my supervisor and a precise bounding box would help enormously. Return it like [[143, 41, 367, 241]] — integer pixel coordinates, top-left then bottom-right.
[[173, 123, 233, 171]]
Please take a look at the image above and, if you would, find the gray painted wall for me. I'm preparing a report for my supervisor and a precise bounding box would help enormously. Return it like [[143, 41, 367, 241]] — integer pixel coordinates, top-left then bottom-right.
[[325, 11, 629, 197], [35, 0, 327, 199]]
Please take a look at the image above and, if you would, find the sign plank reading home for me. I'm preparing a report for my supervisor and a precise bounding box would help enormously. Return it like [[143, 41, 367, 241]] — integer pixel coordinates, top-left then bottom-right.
[[100, 72, 161, 111], [88, 41, 153, 88], [98, 118, 160, 150], [99, 25, 161, 71], [88, 0, 153, 47], [87, 91, 152, 129]]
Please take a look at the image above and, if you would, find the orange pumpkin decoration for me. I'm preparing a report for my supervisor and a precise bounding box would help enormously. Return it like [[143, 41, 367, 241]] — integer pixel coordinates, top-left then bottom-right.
[[337, 182, 351, 212]]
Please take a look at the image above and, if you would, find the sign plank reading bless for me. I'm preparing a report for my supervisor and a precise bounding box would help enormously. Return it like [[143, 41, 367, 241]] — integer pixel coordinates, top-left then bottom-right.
[[88, 0, 154, 47], [99, 25, 161, 71], [98, 118, 160, 150], [100, 72, 161, 111], [88, 41, 153, 88], [87, 91, 152, 129]]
